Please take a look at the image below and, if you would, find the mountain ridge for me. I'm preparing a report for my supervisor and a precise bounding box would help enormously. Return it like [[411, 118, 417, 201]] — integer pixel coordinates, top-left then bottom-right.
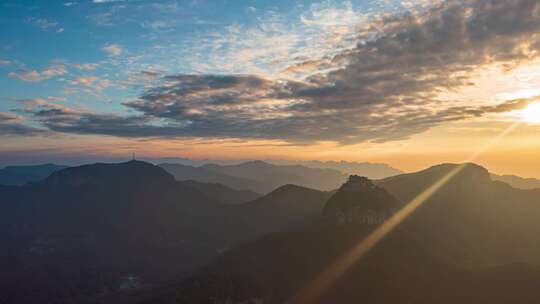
[[0, 163, 68, 186], [491, 173, 540, 190], [172, 164, 540, 303], [201, 160, 347, 193], [0, 160, 332, 304]]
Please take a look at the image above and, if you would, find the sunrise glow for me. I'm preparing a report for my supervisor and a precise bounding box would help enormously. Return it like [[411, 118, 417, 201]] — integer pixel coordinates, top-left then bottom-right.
[[521, 102, 540, 123]]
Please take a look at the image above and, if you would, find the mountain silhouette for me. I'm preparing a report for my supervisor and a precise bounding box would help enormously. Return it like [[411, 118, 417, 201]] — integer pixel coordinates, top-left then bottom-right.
[[4, 161, 540, 304], [174, 165, 540, 304], [158, 163, 263, 193], [147, 158, 402, 179], [323, 175, 401, 225], [178, 179, 260, 204], [0, 163, 68, 186], [44, 160, 173, 187], [0, 161, 224, 304], [161, 161, 350, 194], [232, 184, 333, 240], [269, 159, 403, 179], [0, 160, 330, 304], [491, 173, 540, 190], [378, 163, 540, 265], [201, 160, 347, 193]]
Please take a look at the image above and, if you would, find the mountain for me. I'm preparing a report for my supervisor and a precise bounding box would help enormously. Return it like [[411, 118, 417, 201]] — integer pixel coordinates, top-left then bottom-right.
[[161, 161, 347, 194], [0, 161, 329, 304], [377, 163, 540, 265], [178, 180, 260, 204], [268, 160, 403, 179], [323, 175, 401, 224], [102, 184, 332, 304], [174, 164, 540, 304], [0, 161, 226, 304], [142, 157, 244, 167], [201, 161, 347, 193], [158, 163, 262, 193], [176, 226, 540, 304], [232, 184, 333, 240], [146, 158, 402, 179], [0, 163, 68, 185], [491, 173, 540, 190]]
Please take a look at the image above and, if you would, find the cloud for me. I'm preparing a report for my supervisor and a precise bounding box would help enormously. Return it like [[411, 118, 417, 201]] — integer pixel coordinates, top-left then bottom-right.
[[68, 76, 111, 93], [120, 69, 164, 89], [72, 63, 99, 70], [26, 105, 155, 137], [0, 112, 23, 122], [102, 43, 124, 55], [0, 112, 44, 137], [96, 79, 111, 90], [26, 17, 64, 33], [10, 99, 88, 134], [8, 70, 42, 81], [10, 97, 70, 112], [70, 76, 98, 86], [0, 59, 11, 66], [141, 20, 175, 30], [8, 64, 67, 82], [183, 2, 365, 77], [93, 0, 126, 3], [17, 0, 540, 144]]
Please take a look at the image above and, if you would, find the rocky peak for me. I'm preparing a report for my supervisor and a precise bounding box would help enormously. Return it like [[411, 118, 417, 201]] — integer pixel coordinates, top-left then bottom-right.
[[323, 175, 401, 225], [340, 175, 377, 192]]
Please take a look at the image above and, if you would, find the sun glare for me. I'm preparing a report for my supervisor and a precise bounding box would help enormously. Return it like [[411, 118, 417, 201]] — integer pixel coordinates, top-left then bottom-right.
[[522, 102, 540, 123]]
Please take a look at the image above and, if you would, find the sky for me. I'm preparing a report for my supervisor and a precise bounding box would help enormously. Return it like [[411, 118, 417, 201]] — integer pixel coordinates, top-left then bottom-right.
[[1, 0, 540, 177]]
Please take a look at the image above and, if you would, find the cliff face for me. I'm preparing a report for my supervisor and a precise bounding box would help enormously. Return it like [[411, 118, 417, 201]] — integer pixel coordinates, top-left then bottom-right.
[[323, 175, 402, 225]]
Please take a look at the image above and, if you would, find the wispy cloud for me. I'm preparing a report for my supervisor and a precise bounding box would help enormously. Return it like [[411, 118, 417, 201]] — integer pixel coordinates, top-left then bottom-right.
[[72, 63, 99, 71], [70, 76, 98, 86], [102, 43, 124, 55], [183, 2, 367, 78], [93, 0, 129, 3], [70, 76, 110, 92], [8, 64, 67, 82], [26, 17, 64, 33], [12, 97, 67, 111]]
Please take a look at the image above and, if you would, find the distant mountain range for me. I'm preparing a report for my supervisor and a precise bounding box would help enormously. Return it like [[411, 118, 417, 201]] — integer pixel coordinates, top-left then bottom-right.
[[144, 157, 403, 179], [268, 159, 403, 179], [178, 180, 260, 204], [174, 163, 540, 304], [160, 160, 348, 194], [4, 160, 539, 192], [0, 161, 330, 304], [491, 173, 540, 190], [2, 160, 540, 303], [0, 164, 67, 185], [158, 163, 264, 193]]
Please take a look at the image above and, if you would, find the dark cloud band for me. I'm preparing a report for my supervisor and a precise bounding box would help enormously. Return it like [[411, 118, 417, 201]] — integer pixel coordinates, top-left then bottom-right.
[[0, 112, 45, 136], [16, 0, 540, 143]]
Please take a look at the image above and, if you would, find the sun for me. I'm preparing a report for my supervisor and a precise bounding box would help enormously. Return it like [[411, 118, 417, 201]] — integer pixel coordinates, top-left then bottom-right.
[[521, 102, 540, 123]]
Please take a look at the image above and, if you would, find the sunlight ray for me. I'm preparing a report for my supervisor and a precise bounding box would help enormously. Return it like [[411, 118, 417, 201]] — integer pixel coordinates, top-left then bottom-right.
[[289, 120, 522, 304]]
